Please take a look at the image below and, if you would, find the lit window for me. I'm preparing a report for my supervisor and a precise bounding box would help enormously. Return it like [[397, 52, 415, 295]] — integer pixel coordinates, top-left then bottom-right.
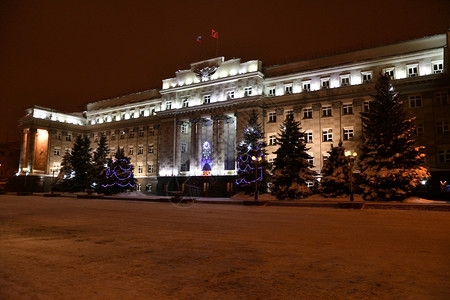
[[302, 81, 311, 92], [436, 92, 448, 105], [321, 78, 330, 89], [305, 131, 313, 143], [183, 98, 189, 108], [181, 123, 188, 134], [138, 146, 144, 155], [284, 84, 293, 94], [65, 134, 72, 142], [437, 121, 449, 134], [268, 87, 276, 97], [54, 147, 61, 156], [166, 101, 172, 110], [407, 64, 418, 77], [147, 164, 154, 173], [432, 61, 443, 74], [343, 103, 353, 115], [303, 108, 312, 119], [244, 87, 252, 96], [138, 166, 143, 174], [227, 91, 235, 99], [340, 75, 350, 86], [409, 96, 422, 108], [148, 145, 154, 154], [269, 135, 276, 146], [362, 71, 372, 83], [285, 110, 294, 119], [343, 128, 354, 141], [181, 143, 187, 153], [268, 112, 277, 123], [322, 105, 332, 117], [322, 129, 333, 142], [203, 95, 211, 104], [129, 146, 134, 155], [383, 68, 395, 80], [439, 150, 450, 163]]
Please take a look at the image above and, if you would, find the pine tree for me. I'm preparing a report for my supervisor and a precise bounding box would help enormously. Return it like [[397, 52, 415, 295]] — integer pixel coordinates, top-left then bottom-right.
[[236, 110, 270, 196], [271, 115, 316, 199], [359, 74, 429, 201], [319, 141, 350, 197], [69, 135, 92, 192], [91, 135, 109, 192], [101, 148, 137, 195], [55, 135, 92, 192]]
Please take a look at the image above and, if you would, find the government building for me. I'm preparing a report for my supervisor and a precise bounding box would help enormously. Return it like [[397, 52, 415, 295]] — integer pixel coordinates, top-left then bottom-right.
[[13, 31, 450, 195]]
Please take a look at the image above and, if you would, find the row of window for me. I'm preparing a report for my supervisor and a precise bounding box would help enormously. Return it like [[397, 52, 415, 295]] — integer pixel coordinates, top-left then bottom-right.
[[135, 183, 153, 192], [268, 128, 354, 145], [166, 87, 254, 110], [266, 62, 444, 96], [90, 108, 157, 125]]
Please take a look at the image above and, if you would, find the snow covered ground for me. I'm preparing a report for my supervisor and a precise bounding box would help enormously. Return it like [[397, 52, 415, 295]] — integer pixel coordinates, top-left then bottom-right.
[[1, 194, 449, 299]]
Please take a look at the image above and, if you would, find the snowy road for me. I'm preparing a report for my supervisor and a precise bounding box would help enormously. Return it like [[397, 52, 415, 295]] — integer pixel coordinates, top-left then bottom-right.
[[1, 195, 449, 299]]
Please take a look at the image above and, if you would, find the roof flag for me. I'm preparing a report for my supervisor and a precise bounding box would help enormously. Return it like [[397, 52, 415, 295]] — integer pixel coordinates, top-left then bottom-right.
[[210, 29, 219, 39]]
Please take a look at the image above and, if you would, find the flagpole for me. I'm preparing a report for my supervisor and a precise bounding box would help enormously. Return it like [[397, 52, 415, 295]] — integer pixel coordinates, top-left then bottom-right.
[[216, 37, 219, 57]]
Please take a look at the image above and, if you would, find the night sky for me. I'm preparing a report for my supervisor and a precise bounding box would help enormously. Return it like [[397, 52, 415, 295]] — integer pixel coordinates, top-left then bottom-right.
[[1, 0, 449, 143]]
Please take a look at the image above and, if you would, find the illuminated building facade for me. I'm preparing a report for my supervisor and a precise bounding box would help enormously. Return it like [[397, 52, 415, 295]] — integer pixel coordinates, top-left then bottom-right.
[[15, 31, 450, 194]]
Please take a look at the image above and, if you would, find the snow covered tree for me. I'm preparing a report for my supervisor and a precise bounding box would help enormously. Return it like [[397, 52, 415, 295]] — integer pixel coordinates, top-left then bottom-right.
[[318, 141, 350, 197], [101, 148, 136, 195], [359, 73, 429, 201], [271, 115, 317, 199], [55, 135, 92, 192], [91, 135, 109, 192], [236, 110, 270, 196]]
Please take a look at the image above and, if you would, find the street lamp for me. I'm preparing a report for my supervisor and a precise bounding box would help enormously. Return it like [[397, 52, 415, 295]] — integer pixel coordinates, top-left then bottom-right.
[[251, 155, 262, 201], [344, 151, 357, 201]]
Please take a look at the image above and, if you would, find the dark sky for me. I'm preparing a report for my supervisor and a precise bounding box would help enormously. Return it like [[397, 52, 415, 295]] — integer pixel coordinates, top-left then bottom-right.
[[1, 0, 449, 143]]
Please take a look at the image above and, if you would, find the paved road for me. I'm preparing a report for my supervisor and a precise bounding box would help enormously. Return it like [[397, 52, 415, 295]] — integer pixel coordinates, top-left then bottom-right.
[[1, 195, 449, 299]]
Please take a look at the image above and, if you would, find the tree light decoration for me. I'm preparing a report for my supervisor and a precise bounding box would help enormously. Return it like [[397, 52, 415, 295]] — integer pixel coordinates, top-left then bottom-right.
[[102, 158, 136, 188]]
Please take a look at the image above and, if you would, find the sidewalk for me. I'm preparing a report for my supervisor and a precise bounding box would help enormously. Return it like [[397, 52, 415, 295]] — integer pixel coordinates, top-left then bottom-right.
[[9, 192, 450, 211]]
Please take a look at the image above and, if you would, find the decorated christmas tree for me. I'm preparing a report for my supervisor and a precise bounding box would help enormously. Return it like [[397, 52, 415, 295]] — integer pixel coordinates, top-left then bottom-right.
[[101, 148, 136, 195], [359, 73, 429, 201], [236, 110, 270, 196], [318, 141, 350, 197], [271, 115, 316, 199]]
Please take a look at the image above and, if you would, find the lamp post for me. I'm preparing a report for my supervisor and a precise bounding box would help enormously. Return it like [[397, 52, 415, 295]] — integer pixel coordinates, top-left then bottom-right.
[[344, 151, 357, 201], [251, 155, 262, 201]]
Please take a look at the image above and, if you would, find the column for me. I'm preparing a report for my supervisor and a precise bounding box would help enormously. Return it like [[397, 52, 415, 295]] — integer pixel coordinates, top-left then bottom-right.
[[18, 129, 28, 172], [27, 128, 37, 172]]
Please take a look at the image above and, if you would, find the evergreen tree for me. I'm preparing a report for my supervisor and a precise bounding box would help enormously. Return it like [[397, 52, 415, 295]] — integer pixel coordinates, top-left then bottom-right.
[[91, 135, 109, 192], [101, 148, 137, 195], [359, 74, 429, 201], [319, 141, 350, 197], [236, 110, 270, 196], [55, 135, 92, 192], [68, 135, 92, 192], [271, 115, 316, 199]]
